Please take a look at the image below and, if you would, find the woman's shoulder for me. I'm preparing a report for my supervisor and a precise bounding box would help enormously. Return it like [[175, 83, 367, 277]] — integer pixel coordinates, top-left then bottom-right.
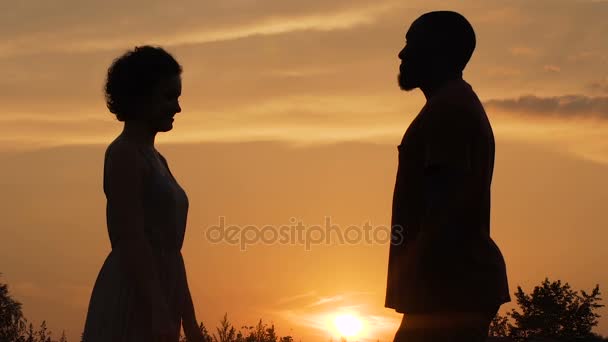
[[104, 136, 148, 172], [106, 136, 140, 157]]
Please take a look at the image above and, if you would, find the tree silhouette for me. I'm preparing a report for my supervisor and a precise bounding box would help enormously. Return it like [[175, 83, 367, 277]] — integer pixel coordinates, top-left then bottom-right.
[[0, 274, 27, 342], [180, 321, 214, 342], [1, 276, 63, 342], [214, 313, 237, 342], [24, 323, 35, 342], [179, 313, 296, 342], [509, 278, 603, 340], [6, 274, 608, 342], [240, 319, 280, 342], [36, 321, 52, 342], [489, 278, 607, 341], [489, 312, 510, 338]]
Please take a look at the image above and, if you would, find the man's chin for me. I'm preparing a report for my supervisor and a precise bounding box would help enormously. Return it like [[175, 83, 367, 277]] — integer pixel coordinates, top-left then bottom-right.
[[397, 75, 417, 91]]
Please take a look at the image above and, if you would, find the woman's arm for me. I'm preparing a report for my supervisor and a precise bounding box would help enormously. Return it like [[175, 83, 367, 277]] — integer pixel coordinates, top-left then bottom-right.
[[105, 142, 175, 335], [182, 274, 203, 341]]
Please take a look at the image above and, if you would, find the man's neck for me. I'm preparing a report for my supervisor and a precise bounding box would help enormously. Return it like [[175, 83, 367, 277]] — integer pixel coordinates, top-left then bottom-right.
[[420, 72, 463, 101]]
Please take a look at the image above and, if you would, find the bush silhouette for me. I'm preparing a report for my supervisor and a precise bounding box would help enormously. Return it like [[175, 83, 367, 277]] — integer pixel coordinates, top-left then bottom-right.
[[490, 278, 606, 341]]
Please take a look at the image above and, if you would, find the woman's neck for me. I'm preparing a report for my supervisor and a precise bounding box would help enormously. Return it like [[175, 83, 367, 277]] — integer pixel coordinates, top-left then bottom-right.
[[120, 120, 156, 147]]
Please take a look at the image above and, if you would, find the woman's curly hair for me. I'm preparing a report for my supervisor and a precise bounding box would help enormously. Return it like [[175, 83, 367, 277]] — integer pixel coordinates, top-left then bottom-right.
[[104, 46, 182, 121]]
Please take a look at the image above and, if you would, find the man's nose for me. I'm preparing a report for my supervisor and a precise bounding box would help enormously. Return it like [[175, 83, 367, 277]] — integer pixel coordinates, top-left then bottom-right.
[[398, 46, 406, 60]]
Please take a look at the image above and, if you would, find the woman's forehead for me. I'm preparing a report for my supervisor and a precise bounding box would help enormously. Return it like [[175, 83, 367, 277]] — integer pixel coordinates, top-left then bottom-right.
[[158, 75, 182, 92]]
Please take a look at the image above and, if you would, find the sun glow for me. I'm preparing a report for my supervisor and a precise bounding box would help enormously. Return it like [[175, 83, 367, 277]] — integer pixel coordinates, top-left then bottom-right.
[[333, 314, 363, 338]]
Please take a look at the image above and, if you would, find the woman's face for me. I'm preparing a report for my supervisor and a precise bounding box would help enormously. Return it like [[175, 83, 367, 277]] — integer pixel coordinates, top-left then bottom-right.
[[140, 74, 182, 132]]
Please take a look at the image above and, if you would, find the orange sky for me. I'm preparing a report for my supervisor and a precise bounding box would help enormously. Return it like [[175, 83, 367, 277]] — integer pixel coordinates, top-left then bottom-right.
[[1, 1, 608, 341]]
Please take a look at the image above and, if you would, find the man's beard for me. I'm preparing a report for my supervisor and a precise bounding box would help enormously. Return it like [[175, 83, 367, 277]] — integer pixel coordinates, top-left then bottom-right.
[[397, 73, 417, 91]]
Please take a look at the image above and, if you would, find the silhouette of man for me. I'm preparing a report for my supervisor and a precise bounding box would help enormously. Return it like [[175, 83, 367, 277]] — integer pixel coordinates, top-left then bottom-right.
[[386, 11, 511, 341]]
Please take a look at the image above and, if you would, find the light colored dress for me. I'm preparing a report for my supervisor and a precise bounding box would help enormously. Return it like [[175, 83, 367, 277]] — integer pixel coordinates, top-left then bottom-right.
[[82, 138, 190, 342]]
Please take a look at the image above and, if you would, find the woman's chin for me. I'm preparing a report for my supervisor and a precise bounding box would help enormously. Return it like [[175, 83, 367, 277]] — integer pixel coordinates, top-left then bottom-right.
[[156, 119, 175, 132]]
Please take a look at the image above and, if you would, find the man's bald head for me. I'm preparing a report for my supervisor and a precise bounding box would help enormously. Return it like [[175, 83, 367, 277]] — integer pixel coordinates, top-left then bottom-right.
[[398, 11, 476, 91]]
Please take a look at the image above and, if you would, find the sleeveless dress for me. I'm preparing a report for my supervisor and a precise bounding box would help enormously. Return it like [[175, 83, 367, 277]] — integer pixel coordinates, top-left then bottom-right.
[[82, 139, 189, 342]]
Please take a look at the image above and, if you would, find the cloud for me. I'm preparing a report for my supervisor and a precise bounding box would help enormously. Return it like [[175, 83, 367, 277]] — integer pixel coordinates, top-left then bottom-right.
[[484, 66, 523, 78], [0, 1, 398, 57], [509, 47, 539, 57], [11, 281, 45, 298], [273, 291, 400, 341], [8, 280, 88, 309], [484, 93, 608, 165], [308, 295, 345, 307], [588, 77, 608, 94], [0, 116, 117, 147], [485, 95, 608, 119], [0, 91, 415, 149], [543, 64, 561, 73], [276, 291, 317, 305], [567, 51, 603, 63]]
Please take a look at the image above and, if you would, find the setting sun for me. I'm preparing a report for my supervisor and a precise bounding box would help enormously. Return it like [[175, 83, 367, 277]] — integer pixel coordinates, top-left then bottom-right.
[[334, 314, 363, 338]]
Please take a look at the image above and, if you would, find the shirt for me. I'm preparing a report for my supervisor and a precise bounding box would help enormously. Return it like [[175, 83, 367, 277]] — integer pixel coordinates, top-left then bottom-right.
[[385, 78, 511, 313]]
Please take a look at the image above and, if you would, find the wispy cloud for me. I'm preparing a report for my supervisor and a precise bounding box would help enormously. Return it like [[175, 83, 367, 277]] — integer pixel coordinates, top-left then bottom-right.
[[0, 92, 411, 148], [276, 291, 317, 305], [11, 281, 45, 298], [308, 295, 345, 307], [485, 95, 608, 119], [10, 280, 89, 309], [588, 77, 608, 94], [509, 46, 539, 57], [567, 51, 603, 63], [0, 2, 397, 57], [272, 291, 400, 341], [485, 94, 608, 164], [543, 64, 561, 73], [484, 66, 522, 78]]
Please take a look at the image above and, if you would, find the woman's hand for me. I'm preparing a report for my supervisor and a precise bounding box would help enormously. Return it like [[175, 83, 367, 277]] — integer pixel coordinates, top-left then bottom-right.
[[184, 322, 204, 342], [150, 304, 179, 342], [183, 305, 204, 342], [156, 320, 179, 342], [183, 285, 204, 342], [183, 311, 205, 342]]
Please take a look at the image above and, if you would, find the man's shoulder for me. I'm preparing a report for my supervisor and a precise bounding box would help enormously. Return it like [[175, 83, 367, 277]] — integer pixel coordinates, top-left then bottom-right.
[[424, 81, 485, 130]]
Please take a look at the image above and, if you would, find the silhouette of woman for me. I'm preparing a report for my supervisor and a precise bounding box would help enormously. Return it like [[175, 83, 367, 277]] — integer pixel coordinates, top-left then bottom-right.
[[82, 46, 203, 342]]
